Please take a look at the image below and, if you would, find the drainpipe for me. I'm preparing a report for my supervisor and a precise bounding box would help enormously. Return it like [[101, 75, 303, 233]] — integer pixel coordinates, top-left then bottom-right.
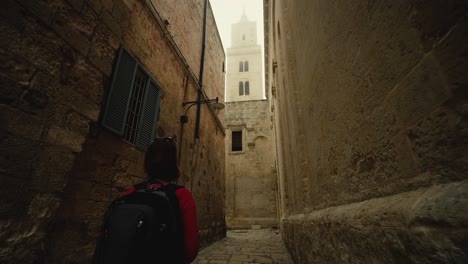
[[194, 0, 208, 139]]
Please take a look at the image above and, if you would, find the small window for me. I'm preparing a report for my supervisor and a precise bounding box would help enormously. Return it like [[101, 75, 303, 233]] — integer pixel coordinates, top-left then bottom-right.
[[244, 61, 249, 72], [239, 82, 244, 96], [245, 81, 250, 95], [232, 131, 242, 151], [239, 61, 243, 72], [102, 48, 161, 150]]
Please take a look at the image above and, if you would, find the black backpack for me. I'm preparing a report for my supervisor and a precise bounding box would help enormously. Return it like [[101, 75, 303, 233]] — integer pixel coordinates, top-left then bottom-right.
[[93, 182, 185, 264]]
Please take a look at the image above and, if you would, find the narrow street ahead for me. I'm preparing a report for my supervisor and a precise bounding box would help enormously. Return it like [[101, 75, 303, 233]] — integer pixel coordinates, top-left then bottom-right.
[[194, 229, 294, 264]]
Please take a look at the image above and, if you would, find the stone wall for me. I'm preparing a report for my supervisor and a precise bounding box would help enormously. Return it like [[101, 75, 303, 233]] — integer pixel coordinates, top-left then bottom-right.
[[264, 0, 468, 263], [0, 0, 225, 263], [155, 0, 226, 109], [224, 100, 277, 229]]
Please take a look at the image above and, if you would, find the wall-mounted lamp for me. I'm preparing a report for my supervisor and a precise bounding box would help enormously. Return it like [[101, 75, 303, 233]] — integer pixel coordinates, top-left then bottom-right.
[[180, 97, 224, 124]]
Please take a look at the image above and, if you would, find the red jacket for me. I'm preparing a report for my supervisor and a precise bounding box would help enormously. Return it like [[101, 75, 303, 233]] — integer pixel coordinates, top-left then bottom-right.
[[124, 181, 199, 263]]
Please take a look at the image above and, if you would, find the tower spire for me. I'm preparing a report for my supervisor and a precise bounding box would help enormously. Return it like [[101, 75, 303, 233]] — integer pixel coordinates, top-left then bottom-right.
[[241, 4, 248, 21]]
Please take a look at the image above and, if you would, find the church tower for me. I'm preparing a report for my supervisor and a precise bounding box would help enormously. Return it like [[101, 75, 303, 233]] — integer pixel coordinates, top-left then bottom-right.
[[225, 12, 263, 101], [224, 12, 277, 230]]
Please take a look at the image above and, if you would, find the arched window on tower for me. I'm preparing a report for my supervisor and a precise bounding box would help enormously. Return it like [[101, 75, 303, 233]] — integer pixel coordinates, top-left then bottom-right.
[[239, 61, 243, 72], [245, 81, 250, 95], [244, 61, 249, 72], [239, 81, 244, 96]]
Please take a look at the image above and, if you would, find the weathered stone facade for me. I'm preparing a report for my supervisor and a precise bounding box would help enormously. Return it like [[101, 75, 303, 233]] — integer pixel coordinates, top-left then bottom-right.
[[224, 100, 277, 229], [0, 0, 226, 263], [264, 0, 468, 263]]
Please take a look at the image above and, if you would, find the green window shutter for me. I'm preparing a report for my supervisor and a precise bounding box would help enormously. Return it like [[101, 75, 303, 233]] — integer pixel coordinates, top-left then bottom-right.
[[136, 81, 161, 149], [102, 48, 137, 135]]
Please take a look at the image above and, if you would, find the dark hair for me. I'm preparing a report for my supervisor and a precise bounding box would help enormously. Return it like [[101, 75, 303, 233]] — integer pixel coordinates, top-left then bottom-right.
[[144, 137, 179, 181]]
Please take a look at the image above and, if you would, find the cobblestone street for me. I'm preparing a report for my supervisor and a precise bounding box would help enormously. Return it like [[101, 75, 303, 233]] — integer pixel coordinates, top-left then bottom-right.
[[194, 229, 294, 264]]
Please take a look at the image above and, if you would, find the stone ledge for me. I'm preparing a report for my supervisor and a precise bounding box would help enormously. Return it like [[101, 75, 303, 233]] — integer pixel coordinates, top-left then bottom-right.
[[228, 217, 278, 230], [282, 180, 468, 263], [283, 180, 468, 228]]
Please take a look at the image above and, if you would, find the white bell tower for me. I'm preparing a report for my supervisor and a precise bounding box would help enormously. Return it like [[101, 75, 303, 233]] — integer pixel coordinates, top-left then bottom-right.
[[225, 11, 263, 102]]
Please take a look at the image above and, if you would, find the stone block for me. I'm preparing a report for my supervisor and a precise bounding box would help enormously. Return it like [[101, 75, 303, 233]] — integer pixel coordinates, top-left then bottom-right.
[[86, 193, 112, 215], [112, 0, 131, 22], [88, 24, 118, 77], [19, 0, 56, 26], [65, 0, 85, 12], [407, 102, 467, 181], [45, 125, 86, 153], [31, 144, 76, 192], [0, 105, 44, 141], [86, 0, 103, 14], [0, 132, 40, 180], [387, 53, 451, 129], [433, 16, 468, 92], [27, 193, 61, 219], [100, 10, 122, 39], [51, 86, 101, 121], [93, 165, 115, 184], [0, 174, 34, 218], [51, 1, 98, 55], [22, 89, 49, 109], [0, 49, 36, 104], [101, 0, 114, 12], [29, 70, 62, 99], [64, 110, 91, 136], [409, 0, 468, 51], [59, 55, 106, 105], [113, 173, 140, 189], [1, 12, 64, 74], [0, 74, 28, 105]]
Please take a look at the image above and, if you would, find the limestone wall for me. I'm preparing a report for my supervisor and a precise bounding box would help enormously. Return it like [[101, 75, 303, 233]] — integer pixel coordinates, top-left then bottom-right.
[[224, 100, 277, 229], [0, 0, 225, 263], [264, 0, 468, 263]]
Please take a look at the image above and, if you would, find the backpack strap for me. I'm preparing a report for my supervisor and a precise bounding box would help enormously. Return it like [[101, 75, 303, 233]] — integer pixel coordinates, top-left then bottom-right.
[[134, 180, 183, 191]]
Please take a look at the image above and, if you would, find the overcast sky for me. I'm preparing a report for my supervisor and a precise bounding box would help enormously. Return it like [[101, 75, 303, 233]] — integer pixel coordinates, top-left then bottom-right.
[[210, 0, 264, 50]]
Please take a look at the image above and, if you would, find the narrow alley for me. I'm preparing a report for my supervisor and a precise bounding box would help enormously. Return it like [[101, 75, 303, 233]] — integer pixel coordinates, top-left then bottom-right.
[[194, 229, 294, 264], [1, 0, 467, 263]]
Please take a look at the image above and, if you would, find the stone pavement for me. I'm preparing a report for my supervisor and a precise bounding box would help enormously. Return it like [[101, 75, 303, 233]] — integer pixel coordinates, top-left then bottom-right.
[[193, 229, 295, 264]]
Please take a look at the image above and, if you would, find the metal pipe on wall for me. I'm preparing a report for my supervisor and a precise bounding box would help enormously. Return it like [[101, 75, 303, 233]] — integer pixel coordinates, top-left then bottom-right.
[[194, 0, 209, 139]]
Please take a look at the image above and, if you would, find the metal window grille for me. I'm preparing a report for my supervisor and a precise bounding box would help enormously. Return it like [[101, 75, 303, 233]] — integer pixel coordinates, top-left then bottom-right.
[[124, 68, 148, 144], [102, 47, 161, 150]]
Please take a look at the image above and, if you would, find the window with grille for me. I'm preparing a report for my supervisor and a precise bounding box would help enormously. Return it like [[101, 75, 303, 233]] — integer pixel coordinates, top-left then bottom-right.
[[232, 131, 242, 151], [245, 81, 250, 95], [239, 61, 243, 72], [102, 47, 162, 150], [244, 61, 249, 72]]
